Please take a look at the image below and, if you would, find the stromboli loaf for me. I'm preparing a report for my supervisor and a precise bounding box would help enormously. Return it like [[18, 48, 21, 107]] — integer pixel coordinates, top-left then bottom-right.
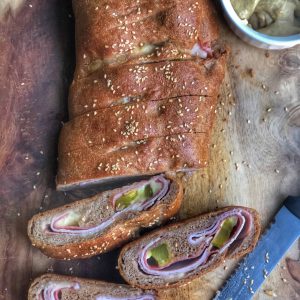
[[28, 175, 183, 259], [28, 274, 157, 300], [118, 206, 261, 289], [73, 0, 220, 76], [57, 0, 226, 189], [57, 133, 209, 190]]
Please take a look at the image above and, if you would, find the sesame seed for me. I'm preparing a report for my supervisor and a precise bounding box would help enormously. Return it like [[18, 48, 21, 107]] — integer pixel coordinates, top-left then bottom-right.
[[264, 289, 277, 297]]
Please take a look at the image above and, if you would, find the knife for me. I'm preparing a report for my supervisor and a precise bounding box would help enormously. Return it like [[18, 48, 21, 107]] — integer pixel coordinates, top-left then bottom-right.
[[214, 195, 300, 300]]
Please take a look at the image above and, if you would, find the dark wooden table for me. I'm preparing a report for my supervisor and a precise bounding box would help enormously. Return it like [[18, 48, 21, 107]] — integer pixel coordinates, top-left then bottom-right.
[[0, 1, 300, 299]]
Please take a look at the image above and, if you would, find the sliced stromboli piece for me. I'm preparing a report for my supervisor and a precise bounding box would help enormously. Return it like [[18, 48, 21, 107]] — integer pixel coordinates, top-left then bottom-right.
[[73, 0, 219, 74], [28, 273, 157, 300], [57, 133, 209, 191], [60, 96, 215, 153], [69, 56, 226, 118], [118, 206, 261, 289], [28, 175, 183, 259]]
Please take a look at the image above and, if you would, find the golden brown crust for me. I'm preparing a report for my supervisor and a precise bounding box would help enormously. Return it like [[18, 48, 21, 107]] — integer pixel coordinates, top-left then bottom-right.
[[60, 96, 215, 154], [57, 133, 209, 189], [69, 57, 226, 119], [118, 206, 261, 289], [72, 0, 220, 77], [57, 0, 226, 189], [28, 177, 183, 260]]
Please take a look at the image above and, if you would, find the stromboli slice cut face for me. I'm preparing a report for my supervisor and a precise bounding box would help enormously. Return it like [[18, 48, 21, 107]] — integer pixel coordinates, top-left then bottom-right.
[[35, 281, 80, 300], [57, 133, 209, 190], [118, 207, 261, 288], [50, 176, 169, 235], [69, 57, 225, 118], [60, 96, 216, 154], [73, 0, 219, 73], [28, 274, 157, 300], [28, 175, 183, 259]]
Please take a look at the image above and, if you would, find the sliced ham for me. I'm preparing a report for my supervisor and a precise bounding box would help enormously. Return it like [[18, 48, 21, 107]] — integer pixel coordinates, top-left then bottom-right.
[[39, 281, 80, 300], [29, 274, 157, 300], [49, 175, 170, 235], [138, 209, 252, 276]]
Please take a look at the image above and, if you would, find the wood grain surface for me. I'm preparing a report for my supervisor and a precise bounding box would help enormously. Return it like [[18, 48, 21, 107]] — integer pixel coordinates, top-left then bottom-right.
[[0, 1, 299, 299]]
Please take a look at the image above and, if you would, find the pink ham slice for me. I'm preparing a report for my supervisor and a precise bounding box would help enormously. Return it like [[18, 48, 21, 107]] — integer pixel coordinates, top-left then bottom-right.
[[191, 40, 213, 59], [39, 281, 80, 300], [138, 209, 253, 276], [38, 281, 155, 300], [49, 175, 170, 235]]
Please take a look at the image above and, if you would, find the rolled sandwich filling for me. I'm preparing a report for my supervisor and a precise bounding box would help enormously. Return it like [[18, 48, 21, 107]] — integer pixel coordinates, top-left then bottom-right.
[[47, 175, 170, 235], [38, 281, 155, 300], [191, 40, 213, 59], [38, 281, 80, 300], [139, 209, 252, 276]]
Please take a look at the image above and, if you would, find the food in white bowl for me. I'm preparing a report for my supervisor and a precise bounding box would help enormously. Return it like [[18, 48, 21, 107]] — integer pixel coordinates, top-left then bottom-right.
[[231, 0, 300, 36]]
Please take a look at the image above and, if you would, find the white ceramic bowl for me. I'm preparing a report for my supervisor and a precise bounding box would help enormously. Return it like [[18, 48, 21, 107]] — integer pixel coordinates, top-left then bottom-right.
[[220, 0, 300, 49]]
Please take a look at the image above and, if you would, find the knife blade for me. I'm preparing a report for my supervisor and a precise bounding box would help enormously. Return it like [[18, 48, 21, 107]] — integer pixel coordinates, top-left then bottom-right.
[[214, 196, 300, 300]]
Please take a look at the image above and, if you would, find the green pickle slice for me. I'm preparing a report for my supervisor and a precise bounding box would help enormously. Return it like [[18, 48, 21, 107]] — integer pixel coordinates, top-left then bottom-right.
[[212, 216, 238, 249], [56, 211, 81, 227], [144, 184, 154, 198], [115, 190, 138, 210], [146, 243, 172, 267], [115, 182, 160, 211]]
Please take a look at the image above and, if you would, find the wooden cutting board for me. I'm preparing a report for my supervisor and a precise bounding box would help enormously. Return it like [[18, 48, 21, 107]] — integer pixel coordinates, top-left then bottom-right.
[[0, 1, 299, 299]]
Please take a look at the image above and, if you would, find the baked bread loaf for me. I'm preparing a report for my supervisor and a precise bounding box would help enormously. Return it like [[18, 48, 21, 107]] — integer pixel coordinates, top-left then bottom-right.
[[118, 206, 261, 289], [28, 273, 157, 300], [28, 175, 183, 259], [57, 0, 226, 190]]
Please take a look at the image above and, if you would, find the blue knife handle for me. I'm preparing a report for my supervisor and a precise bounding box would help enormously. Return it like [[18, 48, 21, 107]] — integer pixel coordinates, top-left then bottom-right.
[[284, 196, 300, 219]]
